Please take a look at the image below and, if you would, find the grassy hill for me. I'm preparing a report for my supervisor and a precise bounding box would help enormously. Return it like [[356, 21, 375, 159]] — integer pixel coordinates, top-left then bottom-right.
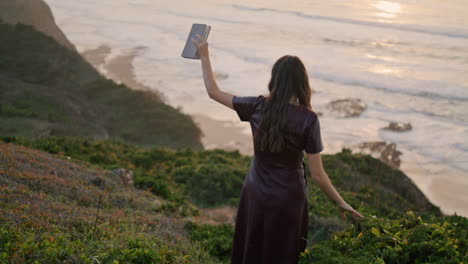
[[1, 137, 466, 264], [0, 141, 218, 264], [0, 21, 202, 150]]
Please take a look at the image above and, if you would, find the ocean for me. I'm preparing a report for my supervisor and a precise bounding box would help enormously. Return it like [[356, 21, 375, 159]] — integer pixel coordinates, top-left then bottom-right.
[[43, 0, 468, 216]]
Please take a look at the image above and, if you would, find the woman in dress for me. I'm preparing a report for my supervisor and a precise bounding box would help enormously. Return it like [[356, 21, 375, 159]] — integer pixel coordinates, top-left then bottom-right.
[[191, 34, 364, 264]]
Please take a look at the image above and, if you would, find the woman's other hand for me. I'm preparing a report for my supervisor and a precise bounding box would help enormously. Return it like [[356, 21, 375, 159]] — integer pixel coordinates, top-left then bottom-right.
[[307, 153, 365, 222], [191, 33, 209, 59], [338, 202, 364, 221]]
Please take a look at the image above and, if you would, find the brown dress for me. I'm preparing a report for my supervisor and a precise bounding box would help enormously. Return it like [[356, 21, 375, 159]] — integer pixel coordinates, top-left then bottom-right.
[[230, 94, 324, 264]]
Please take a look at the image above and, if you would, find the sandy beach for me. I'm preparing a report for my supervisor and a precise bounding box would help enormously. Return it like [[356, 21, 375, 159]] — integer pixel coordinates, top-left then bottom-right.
[[82, 45, 166, 102], [192, 113, 253, 155]]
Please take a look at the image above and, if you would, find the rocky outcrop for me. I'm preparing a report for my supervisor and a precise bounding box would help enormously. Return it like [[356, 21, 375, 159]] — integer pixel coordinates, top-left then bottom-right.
[[326, 98, 366, 118], [382, 122, 412, 132], [0, 0, 76, 50], [354, 141, 402, 168]]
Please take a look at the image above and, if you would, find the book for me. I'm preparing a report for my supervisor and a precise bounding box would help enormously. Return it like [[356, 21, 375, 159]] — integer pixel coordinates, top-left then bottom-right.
[[181, 23, 211, 59]]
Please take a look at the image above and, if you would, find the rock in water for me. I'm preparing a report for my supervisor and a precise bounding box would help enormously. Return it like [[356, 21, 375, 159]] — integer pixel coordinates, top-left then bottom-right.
[[382, 122, 412, 132], [355, 141, 402, 168], [326, 98, 366, 117]]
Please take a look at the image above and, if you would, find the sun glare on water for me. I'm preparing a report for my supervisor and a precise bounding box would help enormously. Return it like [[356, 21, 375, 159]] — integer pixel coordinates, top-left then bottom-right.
[[373, 0, 402, 21], [368, 64, 403, 77]]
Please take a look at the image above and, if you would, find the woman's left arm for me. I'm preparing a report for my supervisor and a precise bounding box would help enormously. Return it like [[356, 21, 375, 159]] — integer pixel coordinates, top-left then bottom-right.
[[191, 34, 235, 109]]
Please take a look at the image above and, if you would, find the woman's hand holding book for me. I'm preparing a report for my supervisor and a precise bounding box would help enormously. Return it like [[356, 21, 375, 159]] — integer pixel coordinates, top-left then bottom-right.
[[191, 34, 209, 59]]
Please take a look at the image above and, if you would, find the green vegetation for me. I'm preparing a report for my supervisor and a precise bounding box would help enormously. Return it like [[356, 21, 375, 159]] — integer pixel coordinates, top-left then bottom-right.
[[0, 222, 213, 264], [2, 136, 465, 264], [0, 142, 218, 264], [306, 149, 442, 243], [300, 211, 467, 264], [185, 222, 234, 263], [0, 21, 202, 149], [182, 212, 467, 264], [0, 136, 250, 213]]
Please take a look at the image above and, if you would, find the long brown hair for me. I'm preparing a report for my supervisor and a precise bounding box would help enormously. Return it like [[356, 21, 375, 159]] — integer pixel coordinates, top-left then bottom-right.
[[255, 55, 312, 153]]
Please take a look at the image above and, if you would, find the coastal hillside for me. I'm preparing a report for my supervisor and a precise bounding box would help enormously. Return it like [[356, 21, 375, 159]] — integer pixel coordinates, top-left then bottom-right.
[[0, 141, 219, 264], [0, 0, 75, 50], [0, 21, 203, 149], [1, 137, 465, 263]]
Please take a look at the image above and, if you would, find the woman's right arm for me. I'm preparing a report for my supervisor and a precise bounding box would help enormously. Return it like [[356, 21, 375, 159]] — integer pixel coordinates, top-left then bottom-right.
[[306, 152, 364, 221]]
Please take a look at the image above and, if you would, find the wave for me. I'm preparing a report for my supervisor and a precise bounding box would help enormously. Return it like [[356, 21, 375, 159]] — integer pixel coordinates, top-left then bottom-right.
[[311, 69, 468, 102], [211, 44, 468, 102], [322, 38, 468, 63], [211, 43, 468, 102], [230, 4, 468, 40]]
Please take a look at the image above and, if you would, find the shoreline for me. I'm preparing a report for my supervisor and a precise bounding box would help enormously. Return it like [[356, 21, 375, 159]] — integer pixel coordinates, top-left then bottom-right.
[[80, 45, 467, 218], [192, 113, 253, 156], [82, 45, 167, 102]]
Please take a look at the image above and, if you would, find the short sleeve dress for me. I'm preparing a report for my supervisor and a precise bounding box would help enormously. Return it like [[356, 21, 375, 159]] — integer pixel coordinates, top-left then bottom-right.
[[231, 94, 324, 264]]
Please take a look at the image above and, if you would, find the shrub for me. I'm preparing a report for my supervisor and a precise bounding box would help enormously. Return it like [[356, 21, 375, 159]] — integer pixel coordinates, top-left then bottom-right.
[[184, 222, 234, 263], [299, 211, 468, 264]]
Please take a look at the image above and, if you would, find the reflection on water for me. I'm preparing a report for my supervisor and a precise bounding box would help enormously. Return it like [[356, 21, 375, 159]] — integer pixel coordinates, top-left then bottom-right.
[[366, 53, 399, 63], [373, 0, 402, 21], [368, 64, 402, 76]]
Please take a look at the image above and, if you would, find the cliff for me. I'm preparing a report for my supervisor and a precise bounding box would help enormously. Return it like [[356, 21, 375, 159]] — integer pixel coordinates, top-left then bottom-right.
[[0, 21, 203, 149], [0, 0, 76, 50]]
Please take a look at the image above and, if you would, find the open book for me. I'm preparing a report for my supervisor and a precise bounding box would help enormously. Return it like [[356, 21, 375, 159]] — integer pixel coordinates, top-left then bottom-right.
[[181, 23, 211, 59]]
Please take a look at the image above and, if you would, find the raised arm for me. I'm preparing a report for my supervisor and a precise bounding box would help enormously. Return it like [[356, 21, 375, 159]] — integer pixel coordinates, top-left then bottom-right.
[[306, 152, 364, 221], [191, 34, 235, 110]]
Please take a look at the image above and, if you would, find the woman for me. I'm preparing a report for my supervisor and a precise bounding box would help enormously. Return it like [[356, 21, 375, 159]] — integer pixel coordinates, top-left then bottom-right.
[[191, 34, 364, 264]]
